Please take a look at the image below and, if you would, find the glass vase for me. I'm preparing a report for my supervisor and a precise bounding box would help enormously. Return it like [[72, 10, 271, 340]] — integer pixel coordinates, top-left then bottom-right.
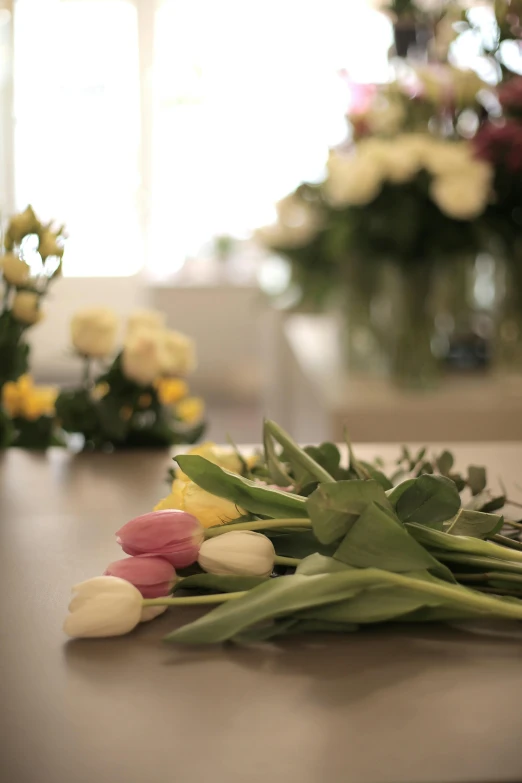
[[391, 263, 440, 390], [494, 249, 522, 375]]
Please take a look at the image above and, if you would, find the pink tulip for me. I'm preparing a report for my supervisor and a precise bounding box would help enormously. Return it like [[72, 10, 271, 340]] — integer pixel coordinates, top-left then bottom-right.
[[115, 509, 204, 568], [104, 555, 176, 598]]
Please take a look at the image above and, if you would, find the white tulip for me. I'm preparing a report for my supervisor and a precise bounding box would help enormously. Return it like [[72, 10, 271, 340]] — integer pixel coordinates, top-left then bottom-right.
[[198, 531, 275, 577], [160, 330, 196, 376], [325, 150, 383, 207], [63, 576, 143, 638], [71, 307, 118, 358], [12, 291, 42, 325], [122, 327, 164, 386], [140, 605, 167, 623], [1, 253, 30, 286], [127, 309, 166, 334]]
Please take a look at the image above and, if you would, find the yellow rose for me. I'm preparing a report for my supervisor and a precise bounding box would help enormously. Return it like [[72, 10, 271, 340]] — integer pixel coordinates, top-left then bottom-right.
[[6, 206, 40, 244], [155, 377, 188, 405], [176, 396, 204, 424], [175, 442, 243, 482], [1, 253, 30, 286], [1, 375, 57, 420], [160, 330, 196, 376], [154, 479, 243, 528], [38, 229, 64, 260], [12, 292, 42, 325], [127, 309, 166, 334], [71, 307, 118, 358]]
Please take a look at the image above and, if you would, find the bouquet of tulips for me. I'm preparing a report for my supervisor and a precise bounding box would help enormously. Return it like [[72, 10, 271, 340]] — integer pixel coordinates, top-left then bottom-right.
[[64, 420, 522, 645], [56, 308, 205, 450], [0, 205, 65, 389]]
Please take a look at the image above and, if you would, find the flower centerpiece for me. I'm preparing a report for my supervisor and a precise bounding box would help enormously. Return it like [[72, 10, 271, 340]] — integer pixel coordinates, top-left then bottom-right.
[[0, 205, 65, 389], [56, 308, 205, 450], [64, 418, 522, 644], [474, 76, 522, 371]]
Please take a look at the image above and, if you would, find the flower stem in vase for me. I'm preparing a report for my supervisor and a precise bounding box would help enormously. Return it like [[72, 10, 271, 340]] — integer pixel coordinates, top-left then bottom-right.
[[391, 263, 440, 390], [494, 242, 522, 375]]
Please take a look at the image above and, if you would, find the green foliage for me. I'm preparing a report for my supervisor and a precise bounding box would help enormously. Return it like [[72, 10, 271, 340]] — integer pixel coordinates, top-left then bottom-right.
[[0, 313, 29, 387]]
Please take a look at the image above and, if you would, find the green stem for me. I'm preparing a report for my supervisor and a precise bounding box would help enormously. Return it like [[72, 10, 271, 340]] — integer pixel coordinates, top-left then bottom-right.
[[492, 534, 522, 551], [82, 356, 92, 388], [2, 283, 11, 314], [204, 519, 312, 537], [434, 551, 522, 575], [142, 592, 245, 607], [274, 555, 301, 567], [455, 571, 522, 585], [264, 419, 335, 484]]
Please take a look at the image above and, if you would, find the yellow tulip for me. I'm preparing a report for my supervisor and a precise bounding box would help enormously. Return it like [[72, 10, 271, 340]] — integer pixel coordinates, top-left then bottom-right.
[[176, 396, 204, 424], [154, 479, 243, 529], [175, 441, 243, 482], [155, 377, 188, 405]]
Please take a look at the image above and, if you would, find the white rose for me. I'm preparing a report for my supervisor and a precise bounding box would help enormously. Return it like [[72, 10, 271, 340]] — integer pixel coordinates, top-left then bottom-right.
[[431, 169, 491, 220], [71, 307, 118, 358], [325, 150, 382, 207], [127, 309, 166, 334], [423, 140, 481, 177], [38, 229, 64, 259], [122, 327, 164, 386], [1, 253, 30, 286], [160, 330, 196, 376], [63, 576, 143, 638], [255, 192, 322, 249], [198, 531, 275, 577], [12, 291, 42, 325], [368, 136, 423, 184], [365, 100, 406, 136]]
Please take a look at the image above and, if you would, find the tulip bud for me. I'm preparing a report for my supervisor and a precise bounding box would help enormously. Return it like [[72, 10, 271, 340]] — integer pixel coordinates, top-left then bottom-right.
[[1, 253, 30, 286], [140, 605, 167, 623], [104, 555, 176, 598], [154, 479, 244, 528], [116, 509, 204, 568], [63, 576, 142, 638], [12, 291, 43, 325], [198, 531, 275, 577]]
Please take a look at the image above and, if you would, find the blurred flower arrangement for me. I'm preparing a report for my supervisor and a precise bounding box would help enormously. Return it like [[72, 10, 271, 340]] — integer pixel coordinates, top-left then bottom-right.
[[0, 205, 64, 389], [0, 205, 65, 448], [56, 308, 206, 450]]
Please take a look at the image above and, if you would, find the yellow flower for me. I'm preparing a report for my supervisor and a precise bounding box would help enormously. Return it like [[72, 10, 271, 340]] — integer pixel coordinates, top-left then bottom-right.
[[119, 405, 133, 422], [91, 382, 110, 401], [176, 396, 204, 424], [175, 441, 243, 482], [138, 393, 153, 409], [12, 291, 43, 325], [1, 375, 57, 420], [155, 377, 188, 405], [154, 479, 243, 528], [1, 253, 30, 286]]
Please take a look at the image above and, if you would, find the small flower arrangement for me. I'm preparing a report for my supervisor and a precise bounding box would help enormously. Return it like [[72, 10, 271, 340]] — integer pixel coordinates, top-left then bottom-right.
[[1, 374, 62, 449], [0, 205, 65, 389], [56, 308, 205, 450], [64, 419, 522, 644]]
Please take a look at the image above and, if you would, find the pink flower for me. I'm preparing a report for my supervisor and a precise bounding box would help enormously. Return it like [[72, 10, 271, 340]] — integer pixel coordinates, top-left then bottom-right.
[[104, 555, 176, 598], [474, 120, 522, 173], [115, 509, 204, 568]]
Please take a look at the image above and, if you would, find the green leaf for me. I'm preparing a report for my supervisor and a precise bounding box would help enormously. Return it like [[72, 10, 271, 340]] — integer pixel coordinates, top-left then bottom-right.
[[358, 461, 393, 490], [296, 553, 354, 576], [263, 425, 293, 487], [267, 531, 335, 559], [264, 420, 335, 484], [444, 509, 503, 539], [304, 443, 343, 479], [465, 491, 506, 513], [333, 502, 450, 577], [394, 475, 461, 527], [306, 480, 392, 545], [436, 450, 454, 476], [405, 523, 522, 564], [467, 466, 487, 496], [164, 572, 369, 644], [175, 455, 308, 518], [173, 574, 268, 594]]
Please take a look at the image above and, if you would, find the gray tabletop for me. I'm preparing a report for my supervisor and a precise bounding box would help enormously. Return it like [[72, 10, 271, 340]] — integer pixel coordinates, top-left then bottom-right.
[[1, 446, 522, 783]]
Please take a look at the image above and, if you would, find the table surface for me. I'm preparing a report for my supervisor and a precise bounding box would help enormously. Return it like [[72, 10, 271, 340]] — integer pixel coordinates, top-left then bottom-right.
[[2, 445, 522, 783]]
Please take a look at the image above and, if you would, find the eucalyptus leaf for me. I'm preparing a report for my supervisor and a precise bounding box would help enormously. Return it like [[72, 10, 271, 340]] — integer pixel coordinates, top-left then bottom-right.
[[394, 474, 461, 527], [175, 455, 308, 518], [436, 450, 454, 476], [467, 466, 487, 496], [306, 480, 392, 545]]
